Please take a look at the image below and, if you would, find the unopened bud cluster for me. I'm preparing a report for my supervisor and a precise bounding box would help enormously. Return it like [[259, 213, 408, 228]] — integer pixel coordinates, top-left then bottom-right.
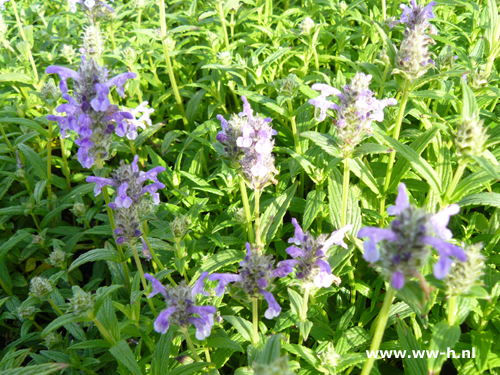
[[71, 202, 87, 218], [40, 79, 60, 106], [30, 277, 53, 300], [299, 17, 315, 35], [48, 248, 66, 268], [44, 332, 63, 349], [170, 214, 191, 239], [82, 24, 105, 58], [454, 115, 488, 157], [446, 242, 485, 296], [68, 286, 94, 314], [17, 306, 36, 320], [253, 356, 295, 375]]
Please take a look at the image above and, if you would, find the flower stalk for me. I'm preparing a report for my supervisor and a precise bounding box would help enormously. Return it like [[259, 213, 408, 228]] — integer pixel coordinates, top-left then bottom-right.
[[181, 327, 203, 362], [238, 175, 255, 244], [252, 298, 259, 344], [360, 287, 396, 375], [132, 244, 157, 314]]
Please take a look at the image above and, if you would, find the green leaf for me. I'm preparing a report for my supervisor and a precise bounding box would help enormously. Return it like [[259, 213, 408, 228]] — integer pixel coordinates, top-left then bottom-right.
[[282, 344, 320, 368], [134, 122, 164, 148], [41, 314, 92, 337], [0, 230, 32, 263], [0, 117, 48, 138], [302, 189, 325, 230], [69, 249, 121, 271], [18, 143, 47, 180], [461, 79, 478, 119], [0, 363, 70, 375], [396, 318, 426, 375], [300, 131, 340, 157], [40, 204, 73, 228], [223, 315, 253, 342], [253, 334, 282, 365], [186, 89, 206, 125], [458, 192, 500, 207], [0, 73, 33, 84], [470, 155, 500, 181], [192, 250, 245, 280], [168, 363, 211, 375], [427, 320, 461, 373], [287, 288, 303, 318], [348, 158, 379, 195], [69, 339, 111, 350], [352, 143, 391, 158], [206, 337, 244, 352], [93, 285, 123, 316], [109, 340, 143, 375], [152, 329, 172, 375], [264, 182, 297, 243], [472, 331, 493, 372], [375, 130, 442, 195]]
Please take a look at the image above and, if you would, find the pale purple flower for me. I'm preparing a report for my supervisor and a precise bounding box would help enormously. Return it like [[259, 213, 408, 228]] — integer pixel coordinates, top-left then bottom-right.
[[277, 219, 351, 288], [116, 102, 154, 140], [145, 273, 216, 340], [358, 183, 466, 289], [308, 83, 341, 122], [209, 243, 288, 319], [141, 237, 152, 260]]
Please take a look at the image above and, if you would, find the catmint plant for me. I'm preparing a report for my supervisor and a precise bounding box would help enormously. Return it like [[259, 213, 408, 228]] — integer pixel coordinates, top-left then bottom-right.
[[209, 243, 292, 343], [358, 183, 467, 290], [390, 0, 437, 81], [308, 73, 397, 157], [86, 155, 165, 246], [145, 272, 216, 365]]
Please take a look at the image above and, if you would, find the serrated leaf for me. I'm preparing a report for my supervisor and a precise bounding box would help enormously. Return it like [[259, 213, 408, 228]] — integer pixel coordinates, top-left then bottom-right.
[[18, 143, 47, 180], [352, 143, 391, 158], [302, 189, 325, 230], [206, 337, 244, 352], [223, 316, 253, 342], [396, 318, 426, 375], [41, 314, 92, 337], [168, 363, 210, 375], [300, 131, 340, 157], [0, 363, 70, 375], [109, 340, 142, 375], [134, 122, 164, 148], [186, 89, 206, 125], [427, 320, 461, 373], [192, 250, 245, 280]]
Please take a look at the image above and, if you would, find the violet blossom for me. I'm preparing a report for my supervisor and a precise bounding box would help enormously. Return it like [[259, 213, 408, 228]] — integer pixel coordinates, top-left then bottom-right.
[[86, 155, 165, 246], [115, 101, 154, 140], [390, 0, 437, 81], [216, 96, 278, 190], [308, 73, 397, 157], [358, 183, 466, 290], [145, 272, 216, 340], [277, 219, 352, 288], [209, 243, 291, 319]]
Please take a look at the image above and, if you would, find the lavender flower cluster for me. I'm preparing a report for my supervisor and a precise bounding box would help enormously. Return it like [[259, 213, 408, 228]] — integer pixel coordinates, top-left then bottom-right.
[[216, 96, 278, 190], [278, 219, 351, 288], [309, 73, 397, 156], [145, 272, 216, 340], [391, 0, 437, 81], [68, 0, 114, 20], [358, 183, 466, 289], [86, 155, 165, 246]]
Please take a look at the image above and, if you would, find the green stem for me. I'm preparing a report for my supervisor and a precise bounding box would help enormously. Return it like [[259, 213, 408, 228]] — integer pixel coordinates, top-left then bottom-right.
[[265, 0, 272, 23], [137, 9, 142, 28], [182, 327, 204, 362], [129, 139, 137, 156], [238, 175, 255, 244], [48, 298, 64, 316], [0, 122, 15, 157], [287, 100, 300, 153], [32, 214, 41, 232], [300, 287, 310, 322], [93, 317, 117, 345], [255, 189, 261, 248], [217, 2, 230, 51], [342, 158, 356, 305], [443, 160, 467, 207], [132, 244, 157, 314], [380, 81, 411, 220], [382, 0, 386, 20], [360, 287, 396, 375], [142, 225, 175, 286], [378, 64, 390, 99], [102, 187, 131, 292], [60, 137, 71, 190], [47, 117, 53, 212], [159, 0, 188, 128], [11, 0, 38, 82], [447, 296, 456, 325], [252, 299, 259, 344]]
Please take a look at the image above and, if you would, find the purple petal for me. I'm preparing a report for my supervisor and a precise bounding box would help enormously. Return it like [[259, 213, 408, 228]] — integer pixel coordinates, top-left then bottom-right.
[[208, 273, 242, 297], [387, 183, 410, 216], [363, 240, 380, 263], [145, 273, 168, 298], [286, 246, 305, 258], [261, 290, 281, 319], [154, 306, 176, 334], [107, 72, 137, 98], [288, 218, 305, 245], [188, 315, 215, 340], [314, 259, 336, 288], [192, 272, 209, 298], [391, 271, 405, 289], [85, 176, 116, 196], [430, 204, 460, 241], [323, 224, 352, 250]]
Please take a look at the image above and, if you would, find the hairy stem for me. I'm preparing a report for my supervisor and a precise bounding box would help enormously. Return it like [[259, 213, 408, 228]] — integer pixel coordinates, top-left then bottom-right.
[[59, 137, 71, 190], [239, 175, 255, 244], [255, 189, 261, 248], [48, 298, 64, 316], [182, 327, 203, 362], [93, 317, 116, 345], [132, 244, 157, 314], [252, 299, 259, 344], [447, 296, 456, 325]]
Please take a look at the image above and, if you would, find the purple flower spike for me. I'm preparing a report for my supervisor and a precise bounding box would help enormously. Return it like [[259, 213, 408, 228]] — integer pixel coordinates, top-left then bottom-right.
[[359, 183, 466, 290], [145, 274, 217, 338], [309, 83, 341, 122], [46, 66, 82, 94], [289, 218, 306, 245], [90, 83, 111, 112]]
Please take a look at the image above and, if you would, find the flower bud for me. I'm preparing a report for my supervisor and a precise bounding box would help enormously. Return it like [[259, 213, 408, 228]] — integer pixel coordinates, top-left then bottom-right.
[[40, 79, 60, 106], [44, 332, 63, 349], [279, 74, 299, 99], [68, 286, 94, 314], [61, 45, 76, 64], [164, 35, 176, 52], [207, 31, 218, 47], [170, 214, 191, 239], [122, 46, 137, 66], [48, 248, 66, 268], [234, 208, 246, 224], [319, 343, 341, 372], [253, 356, 295, 375], [446, 242, 485, 296], [217, 51, 232, 66], [82, 24, 105, 58], [71, 202, 87, 218], [299, 17, 315, 35], [17, 306, 36, 320], [30, 277, 53, 300], [31, 233, 45, 246], [454, 115, 488, 157]]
